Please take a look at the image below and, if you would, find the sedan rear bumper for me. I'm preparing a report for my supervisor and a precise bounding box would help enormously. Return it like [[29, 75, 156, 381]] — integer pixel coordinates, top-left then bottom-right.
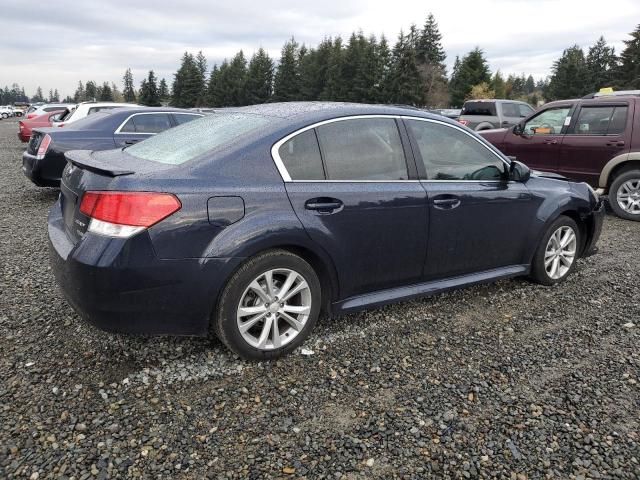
[[22, 151, 61, 187], [48, 200, 243, 336]]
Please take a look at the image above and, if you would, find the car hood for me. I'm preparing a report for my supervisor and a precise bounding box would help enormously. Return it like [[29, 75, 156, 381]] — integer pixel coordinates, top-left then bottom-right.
[[531, 169, 570, 181]]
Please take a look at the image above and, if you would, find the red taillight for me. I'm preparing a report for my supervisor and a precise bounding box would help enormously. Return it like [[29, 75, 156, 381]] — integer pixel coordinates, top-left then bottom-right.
[[27, 113, 36, 119], [80, 191, 181, 227], [37, 134, 51, 158], [458, 119, 469, 126]]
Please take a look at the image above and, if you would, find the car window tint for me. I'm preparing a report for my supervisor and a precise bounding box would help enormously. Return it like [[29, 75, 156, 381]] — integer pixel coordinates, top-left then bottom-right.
[[316, 118, 408, 181], [608, 106, 628, 134], [174, 114, 202, 125], [518, 104, 534, 117], [131, 114, 172, 133], [461, 102, 497, 116], [501, 103, 519, 117], [407, 119, 505, 181], [524, 107, 571, 135], [279, 129, 325, 180], [572, 106, 615, 135], [120, 118, 136, 133]]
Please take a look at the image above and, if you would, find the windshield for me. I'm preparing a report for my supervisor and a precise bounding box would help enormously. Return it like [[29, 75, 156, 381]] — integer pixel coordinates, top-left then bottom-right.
[[126, 112, 273, 165]]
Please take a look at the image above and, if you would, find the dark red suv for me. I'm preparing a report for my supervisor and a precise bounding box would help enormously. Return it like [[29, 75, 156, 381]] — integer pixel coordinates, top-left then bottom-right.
[[480, 92, 640, 221]]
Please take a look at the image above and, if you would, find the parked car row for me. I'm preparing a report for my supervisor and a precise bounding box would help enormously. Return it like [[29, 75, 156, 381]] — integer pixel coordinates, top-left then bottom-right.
[[29, 101, 604, 360], [1, 105, 24, 118]]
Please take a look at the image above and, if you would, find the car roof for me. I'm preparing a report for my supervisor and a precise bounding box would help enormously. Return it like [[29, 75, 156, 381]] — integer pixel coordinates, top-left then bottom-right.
[[102, 107, 203, 116]]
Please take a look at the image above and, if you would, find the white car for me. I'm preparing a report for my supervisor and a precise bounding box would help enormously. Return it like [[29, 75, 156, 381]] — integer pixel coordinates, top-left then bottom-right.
[[0, 106, 14, 119], [54, 101, 140, 127], [25, 103, 75, 119]]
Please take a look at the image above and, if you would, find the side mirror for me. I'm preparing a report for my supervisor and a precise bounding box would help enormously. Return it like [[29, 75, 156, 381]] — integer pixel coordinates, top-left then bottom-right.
[[513, 122, 524, 136], [509, 160, 531, 182]]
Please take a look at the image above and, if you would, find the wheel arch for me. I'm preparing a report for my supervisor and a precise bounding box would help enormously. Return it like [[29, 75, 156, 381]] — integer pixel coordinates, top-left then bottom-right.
[[599, 152, 640, 189]]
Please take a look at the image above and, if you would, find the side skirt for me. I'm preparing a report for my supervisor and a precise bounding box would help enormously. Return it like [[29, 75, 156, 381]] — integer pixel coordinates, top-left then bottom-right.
[[332, 264, 530, 314]]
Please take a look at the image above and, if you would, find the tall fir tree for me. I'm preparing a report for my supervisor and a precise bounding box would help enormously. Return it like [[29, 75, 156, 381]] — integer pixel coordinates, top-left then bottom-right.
[[99, 82, 113, 101], [123, 68, 136, 102], [491, 71, 506, 98], [195, 51, 208, 105], [415, 13, 448, 107], [386, 30, 423, 105], [171, 52, 204, 107], [586, 37, 618, 91], [618, 24, 640, 89], [320, 37, 345, 101], [245, 48, 274, 104], [273, 38, 301, 102], [158, 78, 170, 104], [33, 86, 44, 102], [74, 81, 85, 102], [139, 70, 161, 106], [548, 45, 589, 100], [449, 48, 490, 106]]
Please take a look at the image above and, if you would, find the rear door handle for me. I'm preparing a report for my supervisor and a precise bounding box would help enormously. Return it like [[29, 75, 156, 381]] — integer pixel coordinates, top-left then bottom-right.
[[544, 139, 558, 145], [304, 197, 343, 214], [124, 139, 141, 145], [605, 140, 625, 147], [432, 195, 461, 210]]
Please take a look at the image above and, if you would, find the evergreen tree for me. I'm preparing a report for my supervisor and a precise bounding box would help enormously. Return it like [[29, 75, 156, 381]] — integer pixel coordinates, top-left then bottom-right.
[[449, 48, 490, 106], [448, 56, 462, 106], [73, 81, 85, 102], [158, 78, 170, 104], [139, 70, 161, 106], [33, 86, 44, 102], [53, 89, 60, 102], [273, 38, 301, 101], [586, 37, 618, 91], [415, 13, 448, 107], [245, 48, 274, 104], [48, 89, 54, 102], [111, 82, 123, 102], [171, 52, 204, 107], [618, 25, 640, 89], [491, 71, 506, 98], [373, 35, 392, 102], [225, 51, 248, 105], [320, 37, 345, 101], [99, 82, 113, 101], [548, 45, 589, 100], [386, 30, 423, 105], [85, 81, 98, 101], [123, 68, 136, 102], [206, 64, 222, 106], [525, 75, 536, 94], [195, 51, 208, 105]]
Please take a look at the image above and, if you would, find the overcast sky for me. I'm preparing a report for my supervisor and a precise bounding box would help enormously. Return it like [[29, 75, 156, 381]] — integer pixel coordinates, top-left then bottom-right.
[[2, 0, 639, 98]]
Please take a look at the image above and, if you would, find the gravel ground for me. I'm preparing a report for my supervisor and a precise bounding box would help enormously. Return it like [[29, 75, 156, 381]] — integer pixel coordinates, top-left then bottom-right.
[[0, 116, 638, 480]]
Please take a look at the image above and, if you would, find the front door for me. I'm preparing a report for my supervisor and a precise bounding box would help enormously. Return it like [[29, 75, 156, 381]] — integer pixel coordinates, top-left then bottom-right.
[[279, 117, 429, 299], [501, 104, 574, 172], [404, 118, 540, 279], [559, 102, 633, 185]]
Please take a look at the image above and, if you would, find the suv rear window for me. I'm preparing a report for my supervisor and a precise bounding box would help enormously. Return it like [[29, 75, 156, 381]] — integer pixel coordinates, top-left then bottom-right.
[[461, 102, 497, 116], [126, 113, 272, 165]]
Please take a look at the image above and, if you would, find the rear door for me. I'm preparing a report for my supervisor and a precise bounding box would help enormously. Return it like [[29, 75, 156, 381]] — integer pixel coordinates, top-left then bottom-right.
[[113, 113, 173, 147], [279, 116, 429, 299], [559, 101, 633, 185], [500, 103, 575, 172], [404, 118, 539, 279]]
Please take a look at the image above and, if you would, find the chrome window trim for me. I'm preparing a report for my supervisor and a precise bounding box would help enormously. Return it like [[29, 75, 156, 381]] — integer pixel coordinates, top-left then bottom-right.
[[271, 114, 510, 183], [113, 112, 201, 135]]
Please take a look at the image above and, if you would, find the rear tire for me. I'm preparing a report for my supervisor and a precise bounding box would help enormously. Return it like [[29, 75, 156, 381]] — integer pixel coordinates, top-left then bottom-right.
[[213, 249, 321, 360], [530, 216, 580, 286], [609, 169, 640, 221]]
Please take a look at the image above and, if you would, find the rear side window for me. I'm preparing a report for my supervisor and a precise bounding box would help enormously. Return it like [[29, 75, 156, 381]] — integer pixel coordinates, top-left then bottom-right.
[[571, 105, 628, 135], [279, 129, 325, 180], [315, 118, 408, 181], [174, 113, 202, 125], [461, 102, 497, 116], [407, 119, 505, 181], [501, 103, 520, 117], [120, 114, 172, 134]]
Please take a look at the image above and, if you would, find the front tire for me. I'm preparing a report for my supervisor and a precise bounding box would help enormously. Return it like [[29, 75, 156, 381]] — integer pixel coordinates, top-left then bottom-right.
[[213, 250, 321, 360], [530, 216, 580, 286], [609, 169, 640, 221]]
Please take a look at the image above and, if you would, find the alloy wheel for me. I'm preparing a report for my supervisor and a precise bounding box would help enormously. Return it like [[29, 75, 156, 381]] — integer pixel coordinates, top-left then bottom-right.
[[616, 179, 640, 215], [236, 268, 312, 350], [544, 226, 577, 280]]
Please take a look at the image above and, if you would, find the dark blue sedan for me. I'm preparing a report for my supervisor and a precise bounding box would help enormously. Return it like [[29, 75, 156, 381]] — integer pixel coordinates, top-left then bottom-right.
[[48, 102, 604, 359], [23, 107, 203, 187]]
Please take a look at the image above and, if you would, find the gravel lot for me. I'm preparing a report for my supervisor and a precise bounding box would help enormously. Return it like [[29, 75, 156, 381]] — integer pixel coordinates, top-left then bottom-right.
[[0, 116, 638, 479]]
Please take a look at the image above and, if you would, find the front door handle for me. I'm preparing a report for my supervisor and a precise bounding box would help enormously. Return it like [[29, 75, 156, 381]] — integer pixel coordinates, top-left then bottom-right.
[[124, 139, 141, 145], [305, 197, 343, 214], [432, 195, 461, 210], [605, 140, 625, 147], [544, 139, 558, 145]]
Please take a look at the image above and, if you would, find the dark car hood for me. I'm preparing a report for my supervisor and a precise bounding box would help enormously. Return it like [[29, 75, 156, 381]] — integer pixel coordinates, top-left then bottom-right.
[[531, 169, 570, 181]]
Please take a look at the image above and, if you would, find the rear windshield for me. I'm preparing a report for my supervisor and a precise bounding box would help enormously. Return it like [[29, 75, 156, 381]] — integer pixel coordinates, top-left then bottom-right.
[[461, 102, 497, 116], [126, 112, 273, 165]]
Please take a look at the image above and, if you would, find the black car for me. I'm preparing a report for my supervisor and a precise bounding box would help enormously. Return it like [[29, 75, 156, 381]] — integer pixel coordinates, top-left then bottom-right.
[[48, 102, 604, 360], [23, 107, 203, 187]]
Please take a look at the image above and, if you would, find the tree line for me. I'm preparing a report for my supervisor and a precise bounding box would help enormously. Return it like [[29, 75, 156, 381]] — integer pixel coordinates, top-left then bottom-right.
[[7, 19, 640, 108]]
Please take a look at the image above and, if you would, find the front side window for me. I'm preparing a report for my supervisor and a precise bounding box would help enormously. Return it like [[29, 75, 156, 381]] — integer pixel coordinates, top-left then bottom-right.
[[315, 118, 408, 180], [407, 119, 505, 181], [571, 105, 628, 135], [524, 107, 571, 135], [279, 129, 325, 180], [126, 114, 172, 133]]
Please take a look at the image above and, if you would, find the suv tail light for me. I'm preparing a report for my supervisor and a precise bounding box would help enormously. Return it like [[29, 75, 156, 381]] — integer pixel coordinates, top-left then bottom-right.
[[79, 191, 181, 238], [36, 134, 52, 159], [458, 119, 469, 126]]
